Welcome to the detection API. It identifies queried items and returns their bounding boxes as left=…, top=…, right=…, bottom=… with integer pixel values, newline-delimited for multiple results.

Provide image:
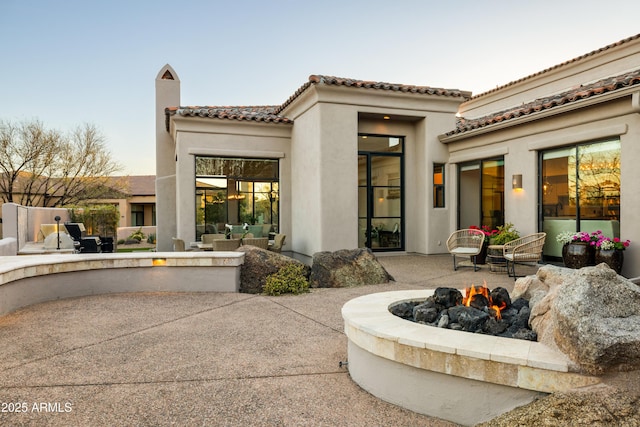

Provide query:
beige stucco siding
left=444, top=94, right=640, bottom=278
left=172, top=118, right=292, bottom=246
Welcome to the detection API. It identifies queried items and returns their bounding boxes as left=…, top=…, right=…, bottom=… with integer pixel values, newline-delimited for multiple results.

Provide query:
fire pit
left=389, top=284, right=537, bottom=340
left=342, top=290, right=602, bottom=426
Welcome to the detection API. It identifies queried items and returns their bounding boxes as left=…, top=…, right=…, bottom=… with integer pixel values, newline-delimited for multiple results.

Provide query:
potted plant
left=556, top=230, right=601, bottom=269
left=594, top=235, right=630, bottom=274
left=468, top=225, right=497, bottom=264
left=490, top=223, right=520, bottom=245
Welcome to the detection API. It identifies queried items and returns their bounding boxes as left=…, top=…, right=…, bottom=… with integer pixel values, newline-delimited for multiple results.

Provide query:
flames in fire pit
left=390, top=283, right=536, bottom=341
left=462, top=282, right=509, bottom=320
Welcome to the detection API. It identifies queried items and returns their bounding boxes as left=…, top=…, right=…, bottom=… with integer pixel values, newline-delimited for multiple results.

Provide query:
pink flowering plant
left=557, top=230, right=631, bottom=250
left=556, top=230, right=603, bottom=246
left=469, top=225, right=498, bottom=243
left=595, top=236, right=631, bottom=251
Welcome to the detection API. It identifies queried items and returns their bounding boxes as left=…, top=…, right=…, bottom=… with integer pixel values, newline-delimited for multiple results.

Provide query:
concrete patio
left=0, top=254, right=538, bottom=426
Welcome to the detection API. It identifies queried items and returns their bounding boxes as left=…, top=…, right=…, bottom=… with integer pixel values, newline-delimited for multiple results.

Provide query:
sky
left=1, top=0, right=639, bottom=176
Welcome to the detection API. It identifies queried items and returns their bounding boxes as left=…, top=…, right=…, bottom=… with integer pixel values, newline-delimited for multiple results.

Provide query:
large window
left=195, top=156, right=279, bottom=240
left=541, top=139, right=621, bottom=258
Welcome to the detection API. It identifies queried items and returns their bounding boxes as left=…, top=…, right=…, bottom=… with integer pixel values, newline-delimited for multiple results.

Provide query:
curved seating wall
left=0, top=252, right=244, bottom=316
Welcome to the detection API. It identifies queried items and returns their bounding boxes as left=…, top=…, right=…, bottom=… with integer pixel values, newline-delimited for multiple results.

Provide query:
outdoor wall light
left=512, top=174, right=523, bottom=190
left=152, top=258, right=167, bottom=267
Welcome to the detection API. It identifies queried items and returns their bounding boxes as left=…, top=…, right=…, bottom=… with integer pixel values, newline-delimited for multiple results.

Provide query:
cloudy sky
left=1, top=0, right=639, bottom=175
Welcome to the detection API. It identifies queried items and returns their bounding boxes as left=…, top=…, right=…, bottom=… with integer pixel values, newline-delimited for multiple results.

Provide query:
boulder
left=524, top=263, right=640, bottom=375
left=310, top=248, right=393, bottom=288
left=237, top=246, right=310, bottom=294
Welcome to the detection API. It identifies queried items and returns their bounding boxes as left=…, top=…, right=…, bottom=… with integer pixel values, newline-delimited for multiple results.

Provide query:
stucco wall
left=172, top=118, right=292, bottom=246
left=445, top=96, right=640, bottom=278
left=2, top=203, right=69, bottom=250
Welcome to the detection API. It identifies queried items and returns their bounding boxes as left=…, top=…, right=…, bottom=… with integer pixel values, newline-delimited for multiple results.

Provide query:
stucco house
left=156, top=33, right=640, bottom=277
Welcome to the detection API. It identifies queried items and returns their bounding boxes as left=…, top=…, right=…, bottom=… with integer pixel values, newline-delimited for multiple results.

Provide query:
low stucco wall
left=0, top=252, right=244, bottom=316
left=0, top=238, right=18, bottom=256
left=343, top=290, right=601, bottom=426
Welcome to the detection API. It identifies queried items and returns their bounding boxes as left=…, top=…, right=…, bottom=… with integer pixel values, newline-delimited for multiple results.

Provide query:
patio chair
left=503, top=232, right=546, bottom=279
left=212, top=239, right=241, bottom=251
left=241, top=237, right=269, bottom=249
left=201, top=234, right=226, bottom=244
left=446, top=229, right=486, bottom=271
left=65, top=223, right=102, bottom=253
left=171, top=237, right=192, bottom=252
left=268, top=234, right=286, bottom=253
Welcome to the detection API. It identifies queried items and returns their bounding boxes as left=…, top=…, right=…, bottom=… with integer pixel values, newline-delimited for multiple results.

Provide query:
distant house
left=0, top=174, right=156, bottom=230
left=99, top=175, right=156, bottom=228
left=156, top=34, right=640, bottom=277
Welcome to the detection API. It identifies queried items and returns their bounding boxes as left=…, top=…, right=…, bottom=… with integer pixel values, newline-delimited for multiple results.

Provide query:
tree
left=0, top=119, right=123, bottom=207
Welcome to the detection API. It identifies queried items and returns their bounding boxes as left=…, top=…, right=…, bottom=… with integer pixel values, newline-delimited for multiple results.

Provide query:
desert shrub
left=263, top=264, right=309, bottom=296
left=128, top=227, right=145, bottom=242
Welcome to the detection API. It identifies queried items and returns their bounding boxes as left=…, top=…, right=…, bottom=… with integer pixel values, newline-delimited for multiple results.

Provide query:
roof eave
left=439, top=86, right=640, bottom=143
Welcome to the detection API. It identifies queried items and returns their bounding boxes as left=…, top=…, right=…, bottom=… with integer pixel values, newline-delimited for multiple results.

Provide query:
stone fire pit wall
left=342, top=290, right=602, bottom=426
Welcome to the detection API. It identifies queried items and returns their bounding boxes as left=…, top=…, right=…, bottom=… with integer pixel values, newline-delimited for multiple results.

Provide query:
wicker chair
left=503, top=232, right=546, bottom=279
left=446, top=229, right=486, bottom=271
left=212, top=238, right=241, bottom=251
left=241, top=237, right=269, bottom=249
left=201, top=233, right=226, bottom=244
left=172, top=237, right=189, bottom=252
left=268, top=234, right=286, bottom=253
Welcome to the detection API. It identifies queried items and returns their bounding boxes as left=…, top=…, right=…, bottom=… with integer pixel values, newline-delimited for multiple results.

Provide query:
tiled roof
left=126, top=175, right=156, bottom=196
left=105, top=175, right=156, bottom=197
left=274, top=75, right=471, bottom=114
left=166, top=105, right=292, bottom=127
left=444, top=68, right=640, bottom=137
left=471, top=33, right=640, bottom=100
left=165, top=75, right=470, bottom=129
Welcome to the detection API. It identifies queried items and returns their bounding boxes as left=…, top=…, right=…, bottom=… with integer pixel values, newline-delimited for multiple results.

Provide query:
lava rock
left=468, top=293, right=489, bottom=310
left=389, top=301, right=419, bottom=319
left=490, top=287, right=512, bottom=308
left=448, top=305, right=489, bottom=332
left=484, top=317, right=508, bottom=335
left=432, top=287, right=463, bottom=308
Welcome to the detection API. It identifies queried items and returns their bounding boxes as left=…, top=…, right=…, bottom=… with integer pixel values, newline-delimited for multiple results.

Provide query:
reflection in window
left=458, top=159, right=504, bottom=230
left=541, top=138, right=620, bottom=257
left=195, top=157, right=279, bottom=240
left=433, top=163, right=445, bottom=208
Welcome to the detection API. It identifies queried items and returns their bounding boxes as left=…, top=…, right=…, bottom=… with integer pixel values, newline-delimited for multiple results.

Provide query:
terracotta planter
left=595, top=249, right=624, bottom=274
left=562, top=242, right=595, bottom=269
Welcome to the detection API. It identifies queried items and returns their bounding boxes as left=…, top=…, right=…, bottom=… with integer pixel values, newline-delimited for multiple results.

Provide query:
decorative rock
left=388, top=301, right=418, bottom=320
left=525, top=264, right=640, bottom=375
left=237, top=246, right=310, bottom=294
left=310, top=248, right=393, bottom=288
left=432, top=287, right=462, bottom=308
